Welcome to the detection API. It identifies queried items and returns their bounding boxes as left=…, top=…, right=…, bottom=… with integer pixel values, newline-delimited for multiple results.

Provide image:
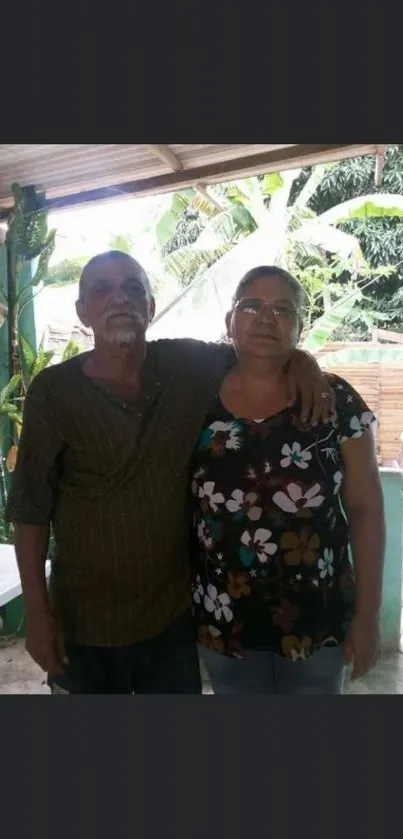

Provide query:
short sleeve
left=328, top=374, right=377, bottom=444
left=6, top=372, right=65, bottom=525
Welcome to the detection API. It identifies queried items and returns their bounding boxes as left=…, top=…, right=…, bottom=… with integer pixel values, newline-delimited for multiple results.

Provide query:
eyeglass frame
left=233, top=297, right=301, bottom=322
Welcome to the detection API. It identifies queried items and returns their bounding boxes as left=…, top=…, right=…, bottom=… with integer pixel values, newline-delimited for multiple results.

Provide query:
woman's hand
left=286, top=349, right=336, bottom=425
left=344, top=612, right=380, bottom=681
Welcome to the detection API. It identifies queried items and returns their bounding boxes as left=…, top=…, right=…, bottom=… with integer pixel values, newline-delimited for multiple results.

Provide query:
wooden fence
left=316, top=342, right=403, bottom=465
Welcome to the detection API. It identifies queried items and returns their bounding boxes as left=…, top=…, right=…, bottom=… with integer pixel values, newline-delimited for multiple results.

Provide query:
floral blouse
left=190, top=375, right=376, bottom=662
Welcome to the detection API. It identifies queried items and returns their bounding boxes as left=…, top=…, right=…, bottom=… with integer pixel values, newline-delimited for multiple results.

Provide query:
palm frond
left=302, top=288, right=362, bottom=353
left=62, top=340, right=81, bottom=362
left=318, top=193, right=403, bottom=226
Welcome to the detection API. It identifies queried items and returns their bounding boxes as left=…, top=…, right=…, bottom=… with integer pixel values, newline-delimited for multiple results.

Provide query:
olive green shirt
left=6, top=339, right=234, bottom=646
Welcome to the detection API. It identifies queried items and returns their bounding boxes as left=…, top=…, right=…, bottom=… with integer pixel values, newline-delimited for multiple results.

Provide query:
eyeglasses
left=234, top=298, right=298, bottom=321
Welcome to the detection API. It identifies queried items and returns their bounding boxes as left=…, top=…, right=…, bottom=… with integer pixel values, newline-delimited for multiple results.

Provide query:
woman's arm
left=341, top=430, right=385, bottom=679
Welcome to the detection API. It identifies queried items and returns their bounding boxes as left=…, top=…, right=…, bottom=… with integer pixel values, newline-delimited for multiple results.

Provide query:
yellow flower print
left=227, top=571, right=251, bottom=599
left=198, top=624, right=225, bottom=653
left=281, top=634, right=313, bottom=661
left=280, top=527, right=320, bottom=566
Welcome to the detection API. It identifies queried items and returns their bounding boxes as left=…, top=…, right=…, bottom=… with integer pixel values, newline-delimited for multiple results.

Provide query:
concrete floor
left=1, top=638, right=403, bottom=694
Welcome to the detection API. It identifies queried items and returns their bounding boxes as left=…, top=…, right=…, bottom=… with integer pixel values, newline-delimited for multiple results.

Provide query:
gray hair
left=232, top=265, right=308, bottom=323
left=79, top=250, right=152, bottom=300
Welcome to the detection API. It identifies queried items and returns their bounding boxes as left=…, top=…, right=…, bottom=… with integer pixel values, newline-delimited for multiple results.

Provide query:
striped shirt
left=6, top=339, right=234, bottom=646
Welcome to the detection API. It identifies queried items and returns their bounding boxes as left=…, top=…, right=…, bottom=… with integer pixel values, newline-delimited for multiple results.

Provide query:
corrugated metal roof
left=0, top=144, right=380, bottom=217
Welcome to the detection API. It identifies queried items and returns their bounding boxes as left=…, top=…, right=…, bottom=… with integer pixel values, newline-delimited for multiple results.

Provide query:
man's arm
left=6, top=374, right=67, bottom=673
left=159, top=339, right=335, bottom=424
left=14, top=523, right=50, bottom=616
left=341, top=430, right=385, bottom=679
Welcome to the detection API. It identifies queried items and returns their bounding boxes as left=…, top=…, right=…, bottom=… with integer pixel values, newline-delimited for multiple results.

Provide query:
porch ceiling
left=0, top=144, right=381, bottom=218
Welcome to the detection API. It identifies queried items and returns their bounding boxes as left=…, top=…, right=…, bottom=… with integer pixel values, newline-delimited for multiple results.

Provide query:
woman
left=191, top=266, right=385, bottom=694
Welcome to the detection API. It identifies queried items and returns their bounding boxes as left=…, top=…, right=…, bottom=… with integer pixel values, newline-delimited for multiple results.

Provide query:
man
left=6, top=250, right=335, bottom=694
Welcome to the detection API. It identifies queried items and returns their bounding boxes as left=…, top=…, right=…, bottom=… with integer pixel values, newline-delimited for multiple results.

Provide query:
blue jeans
left=49, top=610, right=202, bottom=694
left=201, top=645, right=345, bottom=695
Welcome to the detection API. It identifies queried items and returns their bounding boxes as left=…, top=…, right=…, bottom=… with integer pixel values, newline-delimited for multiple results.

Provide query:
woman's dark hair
left=232, top=265, right=308, bottom=322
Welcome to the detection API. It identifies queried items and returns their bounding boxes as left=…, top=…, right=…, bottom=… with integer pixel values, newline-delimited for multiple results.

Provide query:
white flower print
left=264, top=461, right=272, bottom=474
left=215, top=568, right=223, bottom=575
left=192, top=466, right=206, bottom=496
left=209, top=420, right=243, bottom=451
left=346, top=394, right=353, bottom=404
left=240, top=528, right=278, bottom=564
left=318, top=548, right=334, bottom=579
left=349, top=411, right=374, bottom=438
left=273, top=482, right=325, bottom=514
left=321, top=445, right=338, bottom=463
left=280, top=442, right=312, bottom=470
left=197, top=519, right=213, bottom=550
left=226, top=489, right=244, bottom=513
left=226, top=489, right=262, bottom=521
left=198, top=481, right=225, bottom=512
left=204, top=584, right=233, bottom=622
left=193, top=575, right=204, bottom=604
left=333, top=471, right=342, bottom=495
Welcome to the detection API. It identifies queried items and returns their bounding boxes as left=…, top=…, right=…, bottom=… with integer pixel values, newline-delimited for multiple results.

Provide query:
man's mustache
left=100, top=306, right=146, bottom=326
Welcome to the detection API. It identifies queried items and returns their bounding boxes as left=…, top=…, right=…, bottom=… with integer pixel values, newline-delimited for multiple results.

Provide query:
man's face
left=76, top=256, right=155, bottom=345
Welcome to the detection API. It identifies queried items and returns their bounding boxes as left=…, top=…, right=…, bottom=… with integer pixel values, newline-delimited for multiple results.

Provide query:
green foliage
left=156, top=150, right=403, bottom=344
left=291, top=146, right=403, bottom=335
left=0, top=376, right=23, bottom=427
left=32, top=229, right=57, bottom=286
left=262, top=172, right=284, bottom=195
left=44, top=256, right=85, bottom=287
left=302, top=287, right=362, bottom=352
left=9, top=183, right=49, bottom=261
left=108, top=233, right=134, bottom=254
left=62, top=340, right=81, bottom=361
left=20, top=336, right=54, bottom=385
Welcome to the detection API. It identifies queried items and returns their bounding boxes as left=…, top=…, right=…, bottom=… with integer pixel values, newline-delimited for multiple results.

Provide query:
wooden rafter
left=0, top=144, right=379, bottom=219
left=195, top=183, right=225, bottom=211
left=145, top=144, right=183, bottom=172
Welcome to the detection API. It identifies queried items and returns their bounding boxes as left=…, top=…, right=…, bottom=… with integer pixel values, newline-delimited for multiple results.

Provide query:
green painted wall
left=379, top=469, right=403, bottom=649
left=0, top=245, right=8, bottom=389
left=0, top=244, right=37, bottom=389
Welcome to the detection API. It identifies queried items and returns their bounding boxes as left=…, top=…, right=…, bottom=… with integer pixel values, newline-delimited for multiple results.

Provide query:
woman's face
left=227, top=274, right=302, bottom=359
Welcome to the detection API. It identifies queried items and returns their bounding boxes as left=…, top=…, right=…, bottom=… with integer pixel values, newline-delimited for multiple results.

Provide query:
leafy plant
left=154, top=162, right=403, bottom=344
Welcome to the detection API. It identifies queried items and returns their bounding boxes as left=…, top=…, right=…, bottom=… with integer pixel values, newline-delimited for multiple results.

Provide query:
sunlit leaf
left=318, top=193, right=403, bottom=226
left=156, top=209, right=181, bottom=247
left=0, top=375, right=22, bottom=408
left=262, top=172, right=284, bottom=195
left=62, top=340, right=81, bottom=362
left=190, top=193, right=222, bottom=217
left=20, top=336, right=36, bottom=373
left=303, top=289, right=362, bottom=352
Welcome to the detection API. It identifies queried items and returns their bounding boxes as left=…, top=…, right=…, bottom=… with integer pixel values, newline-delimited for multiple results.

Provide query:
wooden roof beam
left=145, top=144, right=183, bottom=172
left=0, top=144, right=379, bottom=219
